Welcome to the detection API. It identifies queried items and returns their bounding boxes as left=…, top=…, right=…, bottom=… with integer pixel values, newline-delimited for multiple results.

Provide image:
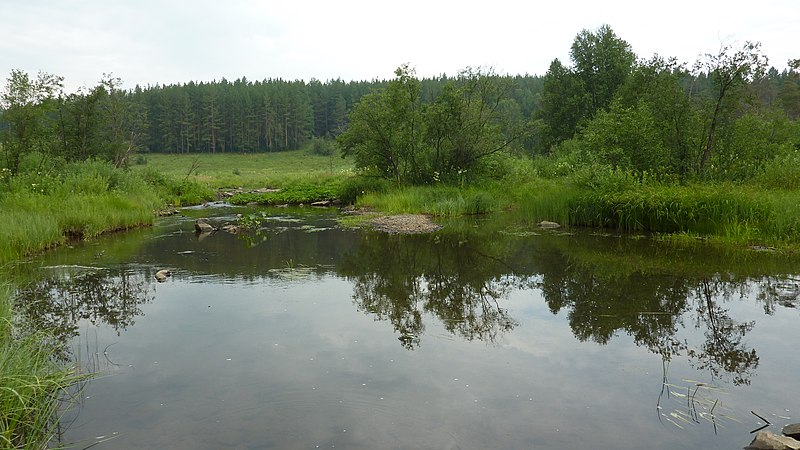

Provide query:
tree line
left=1, top=24, right=798, bottom=181
left=0, top=69, right=542, bottom=173
left=340, top=25, right=799, bottom=184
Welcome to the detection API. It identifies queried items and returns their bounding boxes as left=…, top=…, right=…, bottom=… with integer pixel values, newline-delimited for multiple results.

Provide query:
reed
left=0, top=284, right=88, bottom=449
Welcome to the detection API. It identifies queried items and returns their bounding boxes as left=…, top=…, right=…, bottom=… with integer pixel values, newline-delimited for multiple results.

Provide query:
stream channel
left=14, top=205, right=800, bottom=449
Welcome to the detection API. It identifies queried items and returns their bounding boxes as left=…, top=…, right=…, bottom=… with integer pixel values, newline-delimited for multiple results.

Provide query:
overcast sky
left=1, top=0, right=797, bottom=92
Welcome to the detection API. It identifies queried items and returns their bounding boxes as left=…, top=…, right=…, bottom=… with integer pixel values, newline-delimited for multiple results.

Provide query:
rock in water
left=222, top=224, right=240, bottom=234
left=155, top=269, right=172, bottom=282
left=195, top=218, right=215, bottom=233
left=746, top=431, right=800, bottom=450
left=784, top=424, right=800, bottom=440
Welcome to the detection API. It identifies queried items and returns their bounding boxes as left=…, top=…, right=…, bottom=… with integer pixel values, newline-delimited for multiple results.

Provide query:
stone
left=538, top=221, right=561, bottom=229
left=746, top=431, right=800, bottom=450
left=154, top=269, right=172, bottom=282
left=784, top=424, right=800, bottom=440
left=222, top=224, right=240, bottom=234
left=311, top=200, right=331, bottom=207
left=195, top=218, right=215, bottom=233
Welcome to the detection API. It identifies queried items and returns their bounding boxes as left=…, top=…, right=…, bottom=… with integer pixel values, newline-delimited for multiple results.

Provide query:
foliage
left=1, top=284, right=89, bottom=448
left=337, top=176, right=391, bottom=204
left=338, top=65, right=528, bottom=185
left=308, top=136, right=336, bottom=156
left=570, top=24, right=636, bottom=114
left=229, top=179, right=341, bottom=205
left=694, top=41, right=769, bottom=171
left=755, top=148, right=800, bottom=190
left=534, top=24, right=635, bottom=152
left=136, top=167, right=215, bottom=206
left=0, top=70, right=63, bottom=174
left=57, top=74, right=148, bottom=168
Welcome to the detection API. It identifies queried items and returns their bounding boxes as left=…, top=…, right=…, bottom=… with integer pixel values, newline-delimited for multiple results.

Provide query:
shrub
left=337, top=176, right=391, bottom=204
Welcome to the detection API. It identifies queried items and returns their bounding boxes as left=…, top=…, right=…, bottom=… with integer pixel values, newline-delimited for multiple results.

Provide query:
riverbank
left=351, top=162, right=800, bottom=251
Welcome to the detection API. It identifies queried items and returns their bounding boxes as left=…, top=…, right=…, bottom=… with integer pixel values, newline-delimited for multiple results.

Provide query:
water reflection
left=17, top=209, right=800, bottom=388
left=15, top=267, right=154, bottom=360
left=340, top=233, right=521, bottom=349
left=534, top=247, right=768, bottom=386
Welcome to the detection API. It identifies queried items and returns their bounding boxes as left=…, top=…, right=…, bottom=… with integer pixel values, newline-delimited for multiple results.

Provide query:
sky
left=1, top=0, right=797, bottom=93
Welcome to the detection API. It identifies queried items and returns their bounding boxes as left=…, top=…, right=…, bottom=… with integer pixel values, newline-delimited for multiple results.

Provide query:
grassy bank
left=0, top=160, right=166, bottom=265
left=353, top=159, right=800, bottom=250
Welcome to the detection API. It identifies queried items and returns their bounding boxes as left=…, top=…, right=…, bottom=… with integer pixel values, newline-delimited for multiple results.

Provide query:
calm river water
left=15, top=205, right=800, bottom=449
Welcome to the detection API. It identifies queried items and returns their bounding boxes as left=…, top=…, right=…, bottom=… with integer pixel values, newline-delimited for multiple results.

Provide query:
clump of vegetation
left=229, top=178, right=341, bottom=205
left=337, top=176, right=391, bottom=204
left=337, top=64, right=528, bottom=185
left=0, top=157, right=164, bottom=264
left=0, top=285, right=89, bottom=448
left=137, top=167, right=215, bottom=207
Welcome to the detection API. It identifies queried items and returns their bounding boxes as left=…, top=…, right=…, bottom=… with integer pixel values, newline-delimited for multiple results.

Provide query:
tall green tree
left=570, top=24, right=636, bottom=114
left=338, top=64, right=425, bottom=184
left=425, top=67, right=527, bottom=180
left=339, top=65, right=526, bottom=184
left=533, top=25, right=634, bottom=153
left=694, top=41, right=768, bottom=170
left=534, top=59, right=588, bottom=152
left=0, top=70, right=63, bottom=174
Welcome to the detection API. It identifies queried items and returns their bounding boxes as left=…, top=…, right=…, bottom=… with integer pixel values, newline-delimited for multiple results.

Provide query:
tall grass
left=0, top=284, right=88, bottom=448
left=358, top=185, right=502, bottom=217
left=353, top=158, right=800, bottom=249
left=0, top=160, right=164, bottom=264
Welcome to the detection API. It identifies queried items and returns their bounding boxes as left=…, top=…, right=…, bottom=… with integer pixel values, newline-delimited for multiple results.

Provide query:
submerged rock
left=222, top=224, right=240, bottom=234
left=746, top=430, right=800, bottom=450
left=537, top=221, right=561, bottom=229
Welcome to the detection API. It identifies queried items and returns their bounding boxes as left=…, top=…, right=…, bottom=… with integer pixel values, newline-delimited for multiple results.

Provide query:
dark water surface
left=16, top=206, right=800, bottom=449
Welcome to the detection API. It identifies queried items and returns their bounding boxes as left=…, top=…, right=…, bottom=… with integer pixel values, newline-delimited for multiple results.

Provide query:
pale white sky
left=1, top=0, right=797, bottom=92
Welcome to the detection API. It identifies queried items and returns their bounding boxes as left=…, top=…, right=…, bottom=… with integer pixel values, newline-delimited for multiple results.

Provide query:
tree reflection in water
left=14, top=268, right=154, bottom=360
left=340, top=232, right=521, bottom=349
left=339, top=228, right=795, bottom=387
left=14, top=219, right=799, bottom=389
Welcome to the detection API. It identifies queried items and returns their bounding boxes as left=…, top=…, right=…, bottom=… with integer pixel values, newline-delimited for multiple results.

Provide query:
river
left=14, top=205, right=800, bottom=449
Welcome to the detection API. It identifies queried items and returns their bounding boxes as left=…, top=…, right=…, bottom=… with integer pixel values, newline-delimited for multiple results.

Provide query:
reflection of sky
left=61, top=273, right=800, bottom=450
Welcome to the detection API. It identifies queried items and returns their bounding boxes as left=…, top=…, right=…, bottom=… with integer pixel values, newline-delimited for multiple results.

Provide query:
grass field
left=134, top=150, right=354, bottom=189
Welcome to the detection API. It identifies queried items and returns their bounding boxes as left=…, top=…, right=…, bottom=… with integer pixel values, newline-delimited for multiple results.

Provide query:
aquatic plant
left=0, top=284, right=89, bottom=448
